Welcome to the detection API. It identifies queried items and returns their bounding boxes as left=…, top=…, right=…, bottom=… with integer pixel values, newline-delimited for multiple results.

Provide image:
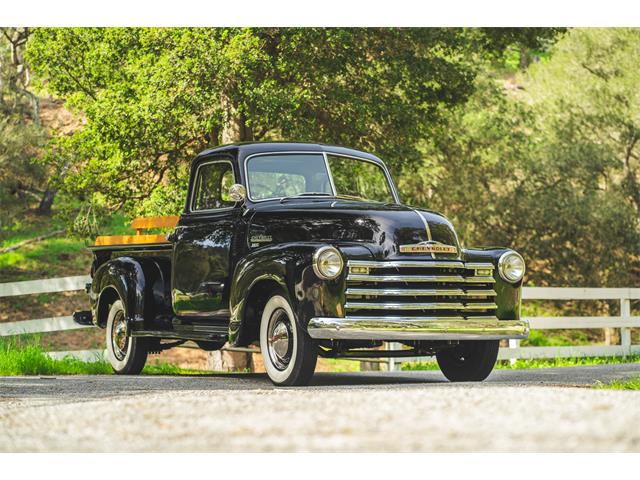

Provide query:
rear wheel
left=260, top=294, right=317, bottom=386
left=105, top=300, right=148, bottom=374
left=436, top=340, right=499, bottom=382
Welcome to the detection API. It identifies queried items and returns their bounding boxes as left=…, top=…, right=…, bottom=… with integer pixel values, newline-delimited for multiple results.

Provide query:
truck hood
left=247, top=198, right=461, bottom=260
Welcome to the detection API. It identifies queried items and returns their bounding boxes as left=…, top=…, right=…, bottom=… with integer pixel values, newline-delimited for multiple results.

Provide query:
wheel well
left=238, top=279, right=285, bottom=346
left=97, top=287, right=121, bottom=328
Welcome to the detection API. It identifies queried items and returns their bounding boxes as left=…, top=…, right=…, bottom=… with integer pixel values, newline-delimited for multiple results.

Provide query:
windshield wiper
left=279, top=192, right=334, bottom=203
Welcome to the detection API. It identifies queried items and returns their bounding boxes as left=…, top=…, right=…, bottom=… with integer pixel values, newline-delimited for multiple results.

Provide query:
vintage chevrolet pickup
left=74, top=142, right=528, bottom=386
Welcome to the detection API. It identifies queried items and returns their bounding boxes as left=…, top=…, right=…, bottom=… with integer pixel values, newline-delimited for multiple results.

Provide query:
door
left=171, top=158, right=240, bottom=320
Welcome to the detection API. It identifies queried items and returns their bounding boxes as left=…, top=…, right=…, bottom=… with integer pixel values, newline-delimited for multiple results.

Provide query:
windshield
left=246, top=153, right=395, bottom=203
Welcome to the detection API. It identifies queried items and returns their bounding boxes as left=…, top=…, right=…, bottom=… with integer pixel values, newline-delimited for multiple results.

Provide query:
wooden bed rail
left=94, top=215, right=179, bottom=246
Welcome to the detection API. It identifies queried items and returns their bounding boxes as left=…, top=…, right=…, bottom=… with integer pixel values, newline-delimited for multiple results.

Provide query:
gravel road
left=1, top=364, right=639, bottom=452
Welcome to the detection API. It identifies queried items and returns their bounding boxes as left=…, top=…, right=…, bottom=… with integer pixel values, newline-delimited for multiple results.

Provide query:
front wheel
left=436, top=340, right=499, bottom=382
left=260, top=293, right=318, bottom=386
left=105, top=299, right=148, bottom=374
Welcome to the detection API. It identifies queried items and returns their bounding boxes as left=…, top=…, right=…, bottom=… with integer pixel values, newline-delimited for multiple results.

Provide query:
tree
left=26, top=27, right=560, bottom=219
left=0, top=28, right=47, bottom=227
left=400, top=28, right=640, bottom=288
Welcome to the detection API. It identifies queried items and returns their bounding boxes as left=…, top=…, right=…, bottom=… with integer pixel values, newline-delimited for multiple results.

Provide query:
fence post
left=508, top=338, right=520, bottom=365
left=386, top=342, right=397, bottom=372
left=620, top=297, right=631, bottom=357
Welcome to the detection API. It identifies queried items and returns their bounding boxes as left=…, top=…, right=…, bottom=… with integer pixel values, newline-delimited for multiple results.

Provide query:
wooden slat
left=497, top=345, right=640, bottom=360
left=526, top=316, right=640, bottom=330
left=0, top=275, right=90, bottom=298
left=130, top=215, right=179, bottom=230
left=94, top=234, right=169, bottom=246
left=0, top=316, right=90, bottom=336
left=46, top=349, right=106, bottom=362
left=523, top=287, right=640, bottom=300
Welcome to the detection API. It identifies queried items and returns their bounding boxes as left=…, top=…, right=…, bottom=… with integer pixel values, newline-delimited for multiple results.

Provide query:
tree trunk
left=207, top=96, right=255, bottom=372
left=36, top=187, right=56, bottom=215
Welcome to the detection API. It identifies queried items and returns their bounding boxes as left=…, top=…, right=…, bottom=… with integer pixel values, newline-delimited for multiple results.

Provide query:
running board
left=132, top=325, right=228, bottom=342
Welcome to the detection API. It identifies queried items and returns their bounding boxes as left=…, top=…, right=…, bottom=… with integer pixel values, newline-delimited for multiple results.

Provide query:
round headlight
left=313, top=246, right=344, bottom=280
left=498, top=251, right=525, bottom=283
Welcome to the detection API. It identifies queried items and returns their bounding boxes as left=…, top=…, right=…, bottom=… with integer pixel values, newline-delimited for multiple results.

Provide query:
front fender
left=229, top=242, right=347, bottom=345
left=462, top=247, right=523, bottom=320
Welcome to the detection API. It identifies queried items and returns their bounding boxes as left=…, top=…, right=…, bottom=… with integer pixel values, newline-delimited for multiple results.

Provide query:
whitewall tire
left=260, top=294, right=317, bottom=386
left=105, top=300, right=148, bottom=374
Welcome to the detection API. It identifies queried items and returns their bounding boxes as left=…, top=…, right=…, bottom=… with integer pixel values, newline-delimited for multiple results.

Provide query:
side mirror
left=228, top=183, right=247, bottom=202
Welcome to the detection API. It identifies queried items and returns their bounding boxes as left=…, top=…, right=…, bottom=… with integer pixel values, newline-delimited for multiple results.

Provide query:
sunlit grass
left=595, top=377, right=640, bottom=390
left=401, top=355, right=640, bottom=371
left=0, top=336, right=193, bottom=376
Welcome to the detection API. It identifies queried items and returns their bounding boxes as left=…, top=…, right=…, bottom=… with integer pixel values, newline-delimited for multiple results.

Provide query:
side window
left=192, top=161, right=236, bottom=211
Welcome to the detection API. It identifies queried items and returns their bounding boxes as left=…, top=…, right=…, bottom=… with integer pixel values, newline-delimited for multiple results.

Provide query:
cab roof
left=196, top=142, right=384, bottom=165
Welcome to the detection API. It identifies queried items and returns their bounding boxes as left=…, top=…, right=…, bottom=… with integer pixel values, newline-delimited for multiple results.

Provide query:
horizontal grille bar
left=347, top=260, right=494, bottom=270
left=346, top=274, right=495, bottom=283
left=344, top=302, right=498, bottom=311
left=345, top=288, right=497, bottom=297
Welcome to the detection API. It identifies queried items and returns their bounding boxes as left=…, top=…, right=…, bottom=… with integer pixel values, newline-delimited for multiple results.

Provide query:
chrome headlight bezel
left=498, top=251, right=525, bottom=283
left=312, top=246, right=344, bottom=280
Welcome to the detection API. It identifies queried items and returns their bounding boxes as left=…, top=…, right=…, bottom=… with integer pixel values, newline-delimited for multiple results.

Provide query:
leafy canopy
left=27, top=27, right=558, bottom=216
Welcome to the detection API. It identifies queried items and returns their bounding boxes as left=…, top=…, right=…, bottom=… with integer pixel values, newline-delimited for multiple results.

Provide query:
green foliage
left=0, top=35, right=48, bottom=228
left=26, top=27, right=559, bottom=219
left=400, top=28, right=640, bottom=288
left=0, top=213, right=131, bottom=282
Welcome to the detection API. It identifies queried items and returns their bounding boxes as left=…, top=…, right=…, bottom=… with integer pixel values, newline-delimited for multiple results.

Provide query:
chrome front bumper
left=307, top=316, right=529, bottom=341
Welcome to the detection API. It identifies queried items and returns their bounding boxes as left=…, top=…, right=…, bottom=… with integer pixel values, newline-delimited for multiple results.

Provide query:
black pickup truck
left=74, top=142, right=528, bottom=386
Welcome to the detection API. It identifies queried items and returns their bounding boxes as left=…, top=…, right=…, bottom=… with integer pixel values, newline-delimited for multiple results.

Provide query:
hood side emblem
left=400, top=240, right=457, bottom=254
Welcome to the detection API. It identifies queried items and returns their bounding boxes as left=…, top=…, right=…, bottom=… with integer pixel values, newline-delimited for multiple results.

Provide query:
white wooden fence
left=1, top=276, right=639, bottom=366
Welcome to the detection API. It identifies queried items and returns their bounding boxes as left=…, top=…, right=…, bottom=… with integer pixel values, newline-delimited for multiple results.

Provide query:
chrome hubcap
left=111, top=311, right=128, bottom=361
left=267, top=308, right=293, bottom=371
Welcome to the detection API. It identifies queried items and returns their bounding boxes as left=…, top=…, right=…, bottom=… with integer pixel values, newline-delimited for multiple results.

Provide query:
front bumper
left=307, top=316, right=529, bottom=341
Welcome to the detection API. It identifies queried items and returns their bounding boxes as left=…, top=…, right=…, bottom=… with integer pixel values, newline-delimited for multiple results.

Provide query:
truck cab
left=78, top=142, right=528, bottom=386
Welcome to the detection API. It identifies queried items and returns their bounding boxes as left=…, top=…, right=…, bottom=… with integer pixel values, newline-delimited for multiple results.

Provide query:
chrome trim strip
left=344, top=302, right=497, bottom=311
left=321, top=152, right=338, bottom=197
left=347, top=260, right=465, bottom=269
left=464, top=276, right=496, bottom=284
left=346, top=274, right=468, bottom=283
left=409, top=208, right=434, bottom=259
left=464, top=289, right=498, bottom=297
left=465, top=262, right=495, bottom=270
left=346, top=260, right=494, bottom=270
left=346, top=274, right=496, bottom=284
left=307, top=316, right=530, bottom=341
left=346, top=288, right=497, bottom=297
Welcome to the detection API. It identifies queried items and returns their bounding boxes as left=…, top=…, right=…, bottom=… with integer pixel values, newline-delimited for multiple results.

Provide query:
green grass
left=521, top=329, right=592, bottom=347
left=401, top=355, right=640, bottom=371
left=0, top=336, right=194, bottom=376
left=595, top=377, right=640, bottom=390
left=0, top=212, right=132, bottom=282
left=0, top=336, right=112, bottom=375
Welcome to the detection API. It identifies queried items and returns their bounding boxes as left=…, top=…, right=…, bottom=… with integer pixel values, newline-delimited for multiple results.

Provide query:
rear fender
left=90, top=256, right=171, bottom=330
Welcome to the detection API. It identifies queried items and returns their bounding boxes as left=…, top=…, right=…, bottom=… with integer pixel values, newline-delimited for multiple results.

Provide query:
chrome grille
left=344, top=260, right=497, bottom=318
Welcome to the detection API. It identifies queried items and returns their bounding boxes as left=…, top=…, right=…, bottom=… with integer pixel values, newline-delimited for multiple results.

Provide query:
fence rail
left=1, top=276, right=638, bottom=366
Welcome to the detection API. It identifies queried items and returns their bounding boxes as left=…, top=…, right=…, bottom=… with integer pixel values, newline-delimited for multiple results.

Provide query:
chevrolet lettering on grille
left=400, top=241, right=458, bottom=254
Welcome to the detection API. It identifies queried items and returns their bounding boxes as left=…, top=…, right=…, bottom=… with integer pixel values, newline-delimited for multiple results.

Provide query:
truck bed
left=89, top=216, right=178, bottom=252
